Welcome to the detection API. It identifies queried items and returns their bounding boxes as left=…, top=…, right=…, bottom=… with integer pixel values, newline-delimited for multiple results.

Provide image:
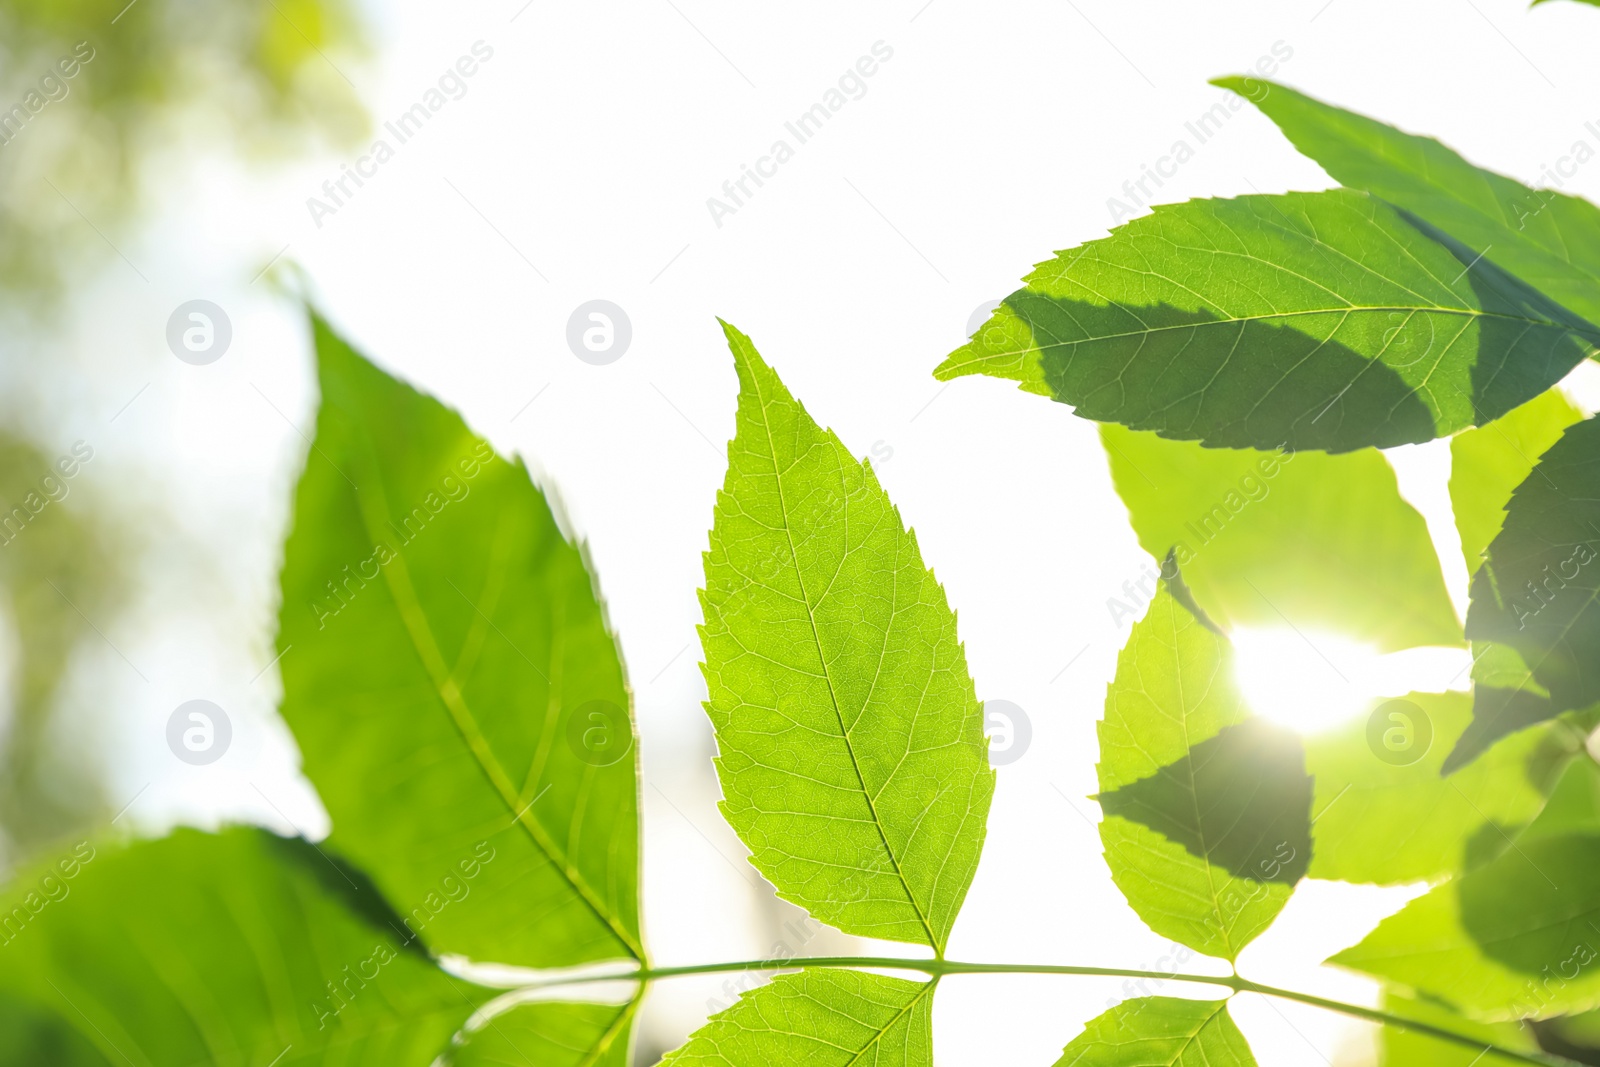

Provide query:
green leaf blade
left=1101, top=425, right=1461, bottom=652
left=1331, top=833, right=1600, bottom=1020
left=1216, top=76, right=1600, bottom=328
left=659, top=970, right=934, bottom=1066
left=1053, top=997, right=1256, bottom=1066
left=698, top=322, right=994, bottom=953
left=1098, top=588, right=1312, bottom=961
left=0, top=828, right=493, bottom=1067
left=938, top=190, right=1599, bottom=452
left=277, top=314, right=641, bottom=969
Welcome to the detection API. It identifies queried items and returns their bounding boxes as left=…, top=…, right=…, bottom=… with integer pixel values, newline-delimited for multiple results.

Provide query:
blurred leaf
left=936, top=189, right=1600, bottom=452
left=1453, top=416, right=1600, bottom=770
left=1098, top=586, right=1310, bottom=961
left=1332, top=833, right=1600, bottom=1020
left=277, top=313, right=642, bottom=968
left=0, top=827, right=494, bottom=1066
left=1053, top=997, right=1255, bottom=1066
left=698, top=322, right=993, bottom=953
left=453, top=1000, right=637, bottom=1067
left=1101, top=424, right=1460, bottom=652
left=659, top=970, right=934, bottom=1066
left=1379, top=991, right=1536, bottom=1065
left=1305, top=692, right=1580, bottom=884
left=1217, top=77, right=1600, bottom=328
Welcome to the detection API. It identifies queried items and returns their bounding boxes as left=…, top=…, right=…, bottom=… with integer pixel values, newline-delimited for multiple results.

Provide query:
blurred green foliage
left=0, top=0, right=365, bottom=299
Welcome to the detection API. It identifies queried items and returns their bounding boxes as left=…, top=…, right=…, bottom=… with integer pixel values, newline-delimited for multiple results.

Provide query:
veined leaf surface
left=278, top=314, right=641, bottom=968
left=1218, top=76, right=1600, bottom=328
left=1053, top=997, right=1255, bottom=1066
left=698, top=322, right=994, bottom=953
left=1332, top=833, right=1600, bottom=1020
left=1101, top=425, right=1459, bottom=652
left=658, top=970, right=934, bottom=1066
left=1098, top=587, right=1311, bottom=961
left=1305, top=692, right=1579, bottom=884
left=0, top=828, right=492, bottom=1067
left=1458, top=415, right=1600, bottom=769
left=937, top=189, right=1599, bottom=452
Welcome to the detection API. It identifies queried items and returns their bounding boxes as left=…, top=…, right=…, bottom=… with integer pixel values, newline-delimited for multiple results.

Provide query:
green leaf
left=1332, top=832, right=1600, bottom=1020
left=277, top=313, right=642, bottom=967
left=1451, top=388, right=1586, bottom=578
left=1304, top=692, right=1579, bottom=884
left=936, top=189, right=1600, bottom=452
left=1217, top=76, right=1600, bottom=329
left=1053, top=997, right=1255, bottom=1066
left=1446, top=390, right=1586, bottom=772
left=454, top=999, right=637, bottom=1067
left=1455, top=415, right=1600, bottom=770
left=1101, top=424, right=1460, bottom=652
left=0, top=827, right=493, bottom=1066
left=659, top=970, right=934, bottom=1066
left=698, top=322, right=994, bottom=953
left=1098, top=586, right=1312, bottom=961
left=1379, top=992, right=1536, bottom=1066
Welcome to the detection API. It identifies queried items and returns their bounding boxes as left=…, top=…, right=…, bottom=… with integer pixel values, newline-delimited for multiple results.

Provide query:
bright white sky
left=19, top=0, right=1600, bottom=1062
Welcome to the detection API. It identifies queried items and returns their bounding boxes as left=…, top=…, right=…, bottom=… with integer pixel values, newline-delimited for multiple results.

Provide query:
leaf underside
left=698, top=322, right=993, bottom=953
left=276, top=314, right=642, bottom=968
left=937, top=189, right=1599, bottom=452
left=1054, top=996, right=1256, bottom=1066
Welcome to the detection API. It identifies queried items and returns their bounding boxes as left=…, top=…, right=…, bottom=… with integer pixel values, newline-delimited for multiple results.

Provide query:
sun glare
left=1229, top=629, right=1474, bottom=735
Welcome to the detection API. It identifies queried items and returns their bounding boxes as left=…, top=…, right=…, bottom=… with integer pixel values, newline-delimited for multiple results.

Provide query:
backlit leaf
left=937, top=190, right=1599, bottom=452
left=699, top=322, right=994, bottom=952
left=659, top=970, right=934, bottom=1067
left=1053, top=997, right=1255, bottom=1066
left=277, top=313, right=642, bottom=968
left=1218, top=76, right=1600, bottom=329
left=1101, top=424, right=1460, bottom=652
left=1098, top=586, right=1311, bottom=960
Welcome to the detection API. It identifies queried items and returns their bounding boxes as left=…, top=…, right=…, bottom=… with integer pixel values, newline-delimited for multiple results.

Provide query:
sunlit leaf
left=659, top=970, right=934, bottom=1066
left=1379, top=991, right=1535, bottom=1066
left=698, top=322, right=993, bottom=952
left=1454, top=415, right=1600, bottom=771
left=1101, top=425, right=1460, bottom=652
left=1332, top=833, right=1600, bottom=1020
left=1053, top=996, right=1255, bottom=1066
left=1218, top=76, right=1600, bottom=329
left=0, top=828, right=492, bottom=1066
left=937, top=189, right=1599, bottom=452
left=277, top=313, right=641, bottom=968
left=1098, top=586, right=1311, bottom=960
left=1305, top=692, right=1580, bottom=884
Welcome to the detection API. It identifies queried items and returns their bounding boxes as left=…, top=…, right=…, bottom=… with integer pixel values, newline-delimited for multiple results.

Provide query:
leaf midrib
left=743, top=357, right=943, bottom=955
left=349, top=442, right=643, bottom=964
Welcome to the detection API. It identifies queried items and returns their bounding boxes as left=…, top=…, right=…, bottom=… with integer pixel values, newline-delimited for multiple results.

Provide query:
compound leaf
left=1053, top=997, right=1255, bottom=1066
left=0, top=827, right=493, bottom=1067
left=1218, top=76, right=1600, bottom=329
left=937, top=189, right=1599, bottom=452
left=1098, top=587, right=1311, bottom=961
left=659, top=970, right=934, bottom=1066
left=1332, top=833, right=1600, bottom=1020
left=1101, top=425, right=1459, bottom=652
left=699, top=322, right=994, bottom=952
left=278, top=313, right=642, bottom=968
